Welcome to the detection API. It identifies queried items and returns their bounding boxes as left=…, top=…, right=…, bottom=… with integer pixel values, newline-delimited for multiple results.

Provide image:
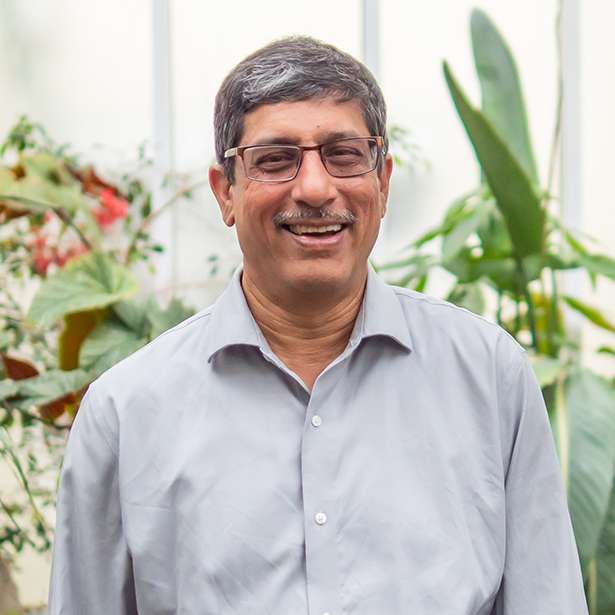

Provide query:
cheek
left=234, top=187, right=286, bottom=249
left=344, top=188, right=383, bottom=226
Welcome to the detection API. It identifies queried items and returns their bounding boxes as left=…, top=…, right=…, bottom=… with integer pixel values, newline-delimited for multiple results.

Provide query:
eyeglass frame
left=224, top=136, right=386, bottom=183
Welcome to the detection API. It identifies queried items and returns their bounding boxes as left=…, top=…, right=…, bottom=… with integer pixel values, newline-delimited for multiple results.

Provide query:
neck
left=241, top=266, right=367, bottom=386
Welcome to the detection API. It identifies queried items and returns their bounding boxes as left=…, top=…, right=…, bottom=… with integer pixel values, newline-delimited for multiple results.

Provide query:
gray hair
left=213, top=35, right=388, bottom=183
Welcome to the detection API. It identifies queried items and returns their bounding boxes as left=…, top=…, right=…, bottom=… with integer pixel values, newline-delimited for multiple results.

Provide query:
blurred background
left=1, top=0, right=614, bottom=611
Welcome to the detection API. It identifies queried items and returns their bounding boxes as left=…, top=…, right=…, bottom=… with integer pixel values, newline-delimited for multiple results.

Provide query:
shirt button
left=311, top=415, right=322, bottom=427
left=315, top=511, right=328, bottom=525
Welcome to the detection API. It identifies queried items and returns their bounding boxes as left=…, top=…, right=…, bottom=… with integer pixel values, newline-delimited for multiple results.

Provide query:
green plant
left=377, top=9, right=615, bottom=613
left=0, top=118, right=199, bottom=572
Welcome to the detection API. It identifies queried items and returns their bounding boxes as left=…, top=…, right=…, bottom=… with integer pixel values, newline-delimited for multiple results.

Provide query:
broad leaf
left=1, top=354, right=38, bottom=380
left=444, top=250, right=544, bottom=292
left=551, top=369, right=615, bottom=579
left=148, top=297, right=194, bottom=338
left=529, top=355, right=566, bottom=388
left=477, top=205, right=513, bottom=258
left=0, top=379, right=19, bottom=401
left=79, top=319, right=145, bottom=377
left=598, top=347, right=615, bottom=358
left=17, top=175, right=85, bottom=212
left=442, top=201, right=490, bottom=261
left=58, top=308, right=109, bottom=370
left=27, top=252, right=138, bottom=327
left=579, top=253, right=615, bottom=283
left=563, top=296, right=615, bottom=335
left=447, top=283, right=485, bottom=315
left=595, top=475, right=615, bottom=612
left=17, top=368, right=91, bottom=406
left=471, top=9, right=539, bottom=184
left=113, top=298, right=152, bottom=337
left=443, top=62, right=545, bottom=258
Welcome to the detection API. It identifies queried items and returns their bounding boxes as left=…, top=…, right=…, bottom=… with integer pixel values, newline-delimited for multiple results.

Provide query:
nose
left=289, top=150, right=337, bottom=208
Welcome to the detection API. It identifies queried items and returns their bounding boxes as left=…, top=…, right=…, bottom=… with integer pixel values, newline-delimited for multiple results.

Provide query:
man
left=48, top=36, right=587, bottom=614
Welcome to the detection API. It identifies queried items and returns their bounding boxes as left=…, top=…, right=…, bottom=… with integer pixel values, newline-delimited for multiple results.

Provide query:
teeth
left=287, top=224, right=343, bottom=235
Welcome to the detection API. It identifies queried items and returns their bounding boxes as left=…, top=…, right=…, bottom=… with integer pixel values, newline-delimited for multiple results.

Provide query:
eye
left=327, top=147, right=362, bottom=158
left=252, top=149, right=297, bottom=168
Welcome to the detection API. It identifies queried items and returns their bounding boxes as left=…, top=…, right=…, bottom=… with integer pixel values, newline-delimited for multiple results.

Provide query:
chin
left=282, top=260, right=356, bottom=292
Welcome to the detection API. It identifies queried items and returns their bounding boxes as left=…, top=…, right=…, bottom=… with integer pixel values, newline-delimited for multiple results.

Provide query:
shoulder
left=389, top=284, right=526, bottom=368
left=87, top=305, right=216, bottom=413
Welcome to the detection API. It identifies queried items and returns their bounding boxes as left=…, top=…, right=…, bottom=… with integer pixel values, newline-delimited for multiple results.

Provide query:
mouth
left=279, top=221, right=350, bottom=248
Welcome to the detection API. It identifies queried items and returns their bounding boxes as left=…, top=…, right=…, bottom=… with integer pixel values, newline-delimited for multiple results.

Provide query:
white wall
left=1, top=0, right=613, bottom=606
left=580, top=1, right=615, bottom=375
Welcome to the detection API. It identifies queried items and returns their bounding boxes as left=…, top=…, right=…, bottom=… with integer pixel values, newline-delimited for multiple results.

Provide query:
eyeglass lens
left=243, top=138, right=379, bottom=181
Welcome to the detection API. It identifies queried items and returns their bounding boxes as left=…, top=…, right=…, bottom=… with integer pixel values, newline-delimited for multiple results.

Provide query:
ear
left=209, top=164, right=236, bottom=227
left=378, top=153, right=393, bottom=218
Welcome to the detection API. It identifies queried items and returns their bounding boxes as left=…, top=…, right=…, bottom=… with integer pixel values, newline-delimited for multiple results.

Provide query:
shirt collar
left=205, top=263, right=412, bottom=362
left=349, top=262, right=413, bottom=352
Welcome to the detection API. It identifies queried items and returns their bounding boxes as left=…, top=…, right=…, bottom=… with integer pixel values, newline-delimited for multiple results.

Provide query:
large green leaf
left=112, top=298, right=152, bottom=337
left=579, top=253, right=615, bottom=283
left=27, top=252, right=138, bottom=327
left=0, top=153, right=86, bottom=213
left=17, top=368, right=91, bottom=406
left=477, top=205, right=513, bottom=258
left=148, top=297, right=194, bottom=338
left=443, top=249, right=545, bottom=292
left=79, top=318, right=145, bottom=377
left=471, top=9, right=539, bottom=184
left=443, top=62, right=545, bottom=258
left=446, top=282, right=486, bottom=315
left=550, top=369, right=615, bottom=579
left=0, top=379, right=19, bottom=402
left=528, top=355, right=566, bottom=388
left=563, top=296, right=615, bottom=335
left=112, top=295, right=194, bottom=340
left=442, top=201, right=491, bottom=261
left=595, top=476, right=615, bottom=613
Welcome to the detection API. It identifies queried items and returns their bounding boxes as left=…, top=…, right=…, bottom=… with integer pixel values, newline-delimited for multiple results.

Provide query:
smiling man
left=48, top=37, right=587, bottom=614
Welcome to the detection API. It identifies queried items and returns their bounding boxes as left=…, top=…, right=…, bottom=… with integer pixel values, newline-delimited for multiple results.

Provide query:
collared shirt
left=48, top=265, right=588, bottom=615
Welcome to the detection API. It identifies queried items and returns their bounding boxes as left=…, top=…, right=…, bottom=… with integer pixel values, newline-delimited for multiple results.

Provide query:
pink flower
left=94, top=188, right=129, bottom=229
left=33, top=252, right=52, bottom=276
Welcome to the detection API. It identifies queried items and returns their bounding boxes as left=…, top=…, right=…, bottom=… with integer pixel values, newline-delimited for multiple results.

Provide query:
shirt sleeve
left=492, top=344, right=588, bottom=615
left=47, top=384, right=138, bottom=614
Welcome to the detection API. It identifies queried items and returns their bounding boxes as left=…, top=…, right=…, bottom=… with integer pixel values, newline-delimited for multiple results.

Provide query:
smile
left=280, top=222, right=350, bottom=248
left=286, top=223, right=344, bottom=236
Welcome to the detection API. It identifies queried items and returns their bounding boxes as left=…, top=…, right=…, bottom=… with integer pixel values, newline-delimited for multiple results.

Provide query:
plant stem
left=549, top=267, right=561, bottom=357
left=0, top=498, right=29, bottom=545
left=516, top=259, right=539, bottom=351
left=0, top=195, right=93, bottom=250
left=514, top=292, right=522, bottom=337
left=0, top=426, right=50, bottom=536
left=51, top=206, right=92, bottom=250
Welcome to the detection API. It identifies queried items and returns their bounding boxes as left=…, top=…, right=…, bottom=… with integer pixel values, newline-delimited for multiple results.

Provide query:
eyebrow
left=250, top=130, right=363, bottom=146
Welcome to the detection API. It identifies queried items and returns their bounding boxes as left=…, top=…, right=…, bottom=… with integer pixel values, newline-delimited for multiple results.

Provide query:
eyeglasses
left=224, top=136, right=385, bottom=183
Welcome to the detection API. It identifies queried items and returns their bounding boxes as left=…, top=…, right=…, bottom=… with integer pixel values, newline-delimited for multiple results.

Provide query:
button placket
left=301, top=351, right=356, bottom=615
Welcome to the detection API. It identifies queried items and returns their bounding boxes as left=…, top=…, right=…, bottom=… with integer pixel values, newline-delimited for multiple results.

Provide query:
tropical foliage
left=0, top=118, right=195, bottom=565
left=377, top=9, right=615, bottom=613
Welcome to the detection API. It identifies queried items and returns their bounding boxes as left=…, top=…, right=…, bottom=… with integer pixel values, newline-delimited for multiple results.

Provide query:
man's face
left=210, top=98, right=393, bottom=295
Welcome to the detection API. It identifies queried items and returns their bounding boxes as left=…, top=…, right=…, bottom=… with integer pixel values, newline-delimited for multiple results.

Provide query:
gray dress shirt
left=48, top=265, right=588, bottom=615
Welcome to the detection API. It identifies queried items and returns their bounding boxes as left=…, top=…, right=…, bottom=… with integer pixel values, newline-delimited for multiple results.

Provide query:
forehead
left=239, top=98, right=370, bottom=145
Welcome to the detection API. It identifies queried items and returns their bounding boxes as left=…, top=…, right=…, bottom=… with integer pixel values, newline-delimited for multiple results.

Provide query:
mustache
left=272, top=206, right=357, bottom=227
